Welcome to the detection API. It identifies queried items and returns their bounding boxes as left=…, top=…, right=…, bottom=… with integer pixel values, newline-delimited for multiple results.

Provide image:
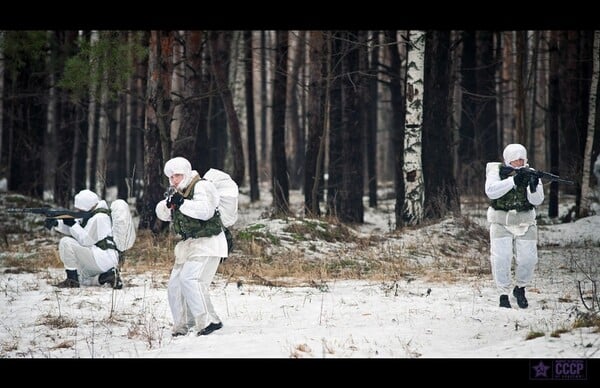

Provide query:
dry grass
left=2, top=200, right=492, bottom=289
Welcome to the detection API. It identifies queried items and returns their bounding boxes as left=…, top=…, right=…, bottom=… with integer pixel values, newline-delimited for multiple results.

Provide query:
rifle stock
left=499, top=166, right=575, bottom=185
left=7, top=207, right=93, bottom=219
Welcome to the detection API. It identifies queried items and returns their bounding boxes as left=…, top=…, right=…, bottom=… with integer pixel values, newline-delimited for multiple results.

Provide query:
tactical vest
left=490, top=165, right=534, bottom=212
left=80, top=208, right=118, bottom=251
left=171, top=176, right=224, bottom=240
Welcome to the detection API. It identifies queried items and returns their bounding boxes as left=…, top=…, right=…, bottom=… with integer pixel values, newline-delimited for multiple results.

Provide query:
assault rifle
left=499, top=166, right=575, bottom=185
left=164, top=186, right=178, bottom=213
left=164, top=186, right=177, bottom=202
left=7, top=207, right=93, bottom=220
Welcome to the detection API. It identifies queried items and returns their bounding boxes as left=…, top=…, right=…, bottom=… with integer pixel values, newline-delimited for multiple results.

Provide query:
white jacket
left=156, top=177, right=228, bottom=260
left=55, top=199, right=119, bottom=265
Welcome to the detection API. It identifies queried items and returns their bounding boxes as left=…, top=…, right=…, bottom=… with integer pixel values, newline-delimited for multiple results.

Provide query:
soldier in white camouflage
left=484, top=144, right=544, bottom=309
left=155, top=157, right=227, bottom=337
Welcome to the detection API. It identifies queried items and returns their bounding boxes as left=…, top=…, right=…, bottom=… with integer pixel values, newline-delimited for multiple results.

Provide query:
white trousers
left=489, top=223, right=538, bottom=294
left=58, top=236, right=118, bottom=285
left=168, top=257, right=221, bottom=333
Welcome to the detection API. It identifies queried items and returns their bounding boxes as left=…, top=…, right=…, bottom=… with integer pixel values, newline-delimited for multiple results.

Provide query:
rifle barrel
left=6, top=207, right=91, bottom=218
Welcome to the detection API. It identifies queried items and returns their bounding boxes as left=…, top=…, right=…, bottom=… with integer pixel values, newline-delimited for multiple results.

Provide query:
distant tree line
left=0, top=30, right=598, bottom=232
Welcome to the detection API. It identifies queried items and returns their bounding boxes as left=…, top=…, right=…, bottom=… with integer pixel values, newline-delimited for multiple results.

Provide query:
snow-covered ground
left=1, top=187, right=599, bottom=363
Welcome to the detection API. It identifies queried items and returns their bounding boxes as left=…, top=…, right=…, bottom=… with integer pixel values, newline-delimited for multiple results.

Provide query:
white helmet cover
left=163, top=157, right=193, bottom=189
left=502, top=143, right=528, bottom=166
left=74, top=189, right=100, bottom=211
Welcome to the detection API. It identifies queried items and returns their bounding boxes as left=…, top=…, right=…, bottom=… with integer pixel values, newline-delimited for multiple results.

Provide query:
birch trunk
left=580, top=30, right=600, bottom=216
left=403, top=30, right=425, bottom=226
left=0, top=32, right=4, bottom=169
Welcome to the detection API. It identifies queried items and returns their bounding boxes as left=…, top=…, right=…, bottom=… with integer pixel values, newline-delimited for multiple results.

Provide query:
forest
left=1, top=30, right=599, bottom=232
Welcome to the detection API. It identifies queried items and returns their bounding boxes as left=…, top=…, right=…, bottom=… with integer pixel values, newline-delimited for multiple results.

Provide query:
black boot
left=197, top=322, right=223, bottom=336
left=513, top=286, right=528, bottom=308
left=54, top=269, right=80, bottom=288
left=499, top=294, right=511, bottom=308
left=99, top=267, right=123, bottom=289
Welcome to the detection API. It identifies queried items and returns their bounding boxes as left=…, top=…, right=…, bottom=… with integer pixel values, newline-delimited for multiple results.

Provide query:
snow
left=1, top=187, right=599, bottom=363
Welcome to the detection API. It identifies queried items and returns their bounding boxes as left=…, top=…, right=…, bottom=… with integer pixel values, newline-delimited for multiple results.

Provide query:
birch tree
left=580, top=30, right=600, bottom=217
left=0, top=32, right=4, bottom=171
left=402, top=30, right=425, bottom=226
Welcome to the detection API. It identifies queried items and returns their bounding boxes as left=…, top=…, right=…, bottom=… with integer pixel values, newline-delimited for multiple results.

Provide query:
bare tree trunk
left=402, top=30, right=425, bottom=226
left=287, top=31, right=304, bottom=190
left=208, top=31, right=245, bottom=186
left=515, top=31, right=527, bottom=145
left=86, top=31, right=99, bottom=191
left=476, top=31, right=499, bottom=169
left=95, top=62, right=110, bottom=197
left=176, top=31, right=204, bottom=162
left=133, top=32, right=148, bottom=202
left=271, top=30, right=289, bottom=216
left=327, top=32, right=343, bottom=218
left=43, top=31, right=58, bottom=203
left=423, top=30, right=460, bottom=220
left=384, top=30, right=406, bottom=229
left=339, top=31, right=364, bottom=224
left=458, top=31, right=476, bottom=188
left=501, top=31, right=514, bottom=146
left=0, top=32, right=4, bottom=170
left=170, top=31, right=184, bottom=154
left=140, top=30, right=173, bottom=232
left=244, top=31, right=260, bottom=202
left=125, top=31, right=136, bottom=199
left=260, top=31, right=268, bottom=179
left=580, top=30, right=600, bottom=217
left=70, top=105, right=82, bottom=197
left=304, top=30, right=326, bottom=217
left=528, top=31, right=540, bottom=166
left=366, top=30, right=379, bottom=208
left=548, top=31, right=561, bottom=219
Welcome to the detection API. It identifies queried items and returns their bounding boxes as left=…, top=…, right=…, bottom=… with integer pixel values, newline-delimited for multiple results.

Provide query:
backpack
left=109, top=199, right=136, bottom=252
left=203, top=168, right=239, bottom=228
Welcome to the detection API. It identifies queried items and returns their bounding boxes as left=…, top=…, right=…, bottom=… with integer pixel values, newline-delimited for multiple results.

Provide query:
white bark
left=0, top=32, right=4, bottom=168
left=581, top=30, right=600, bottom=216
left=170, top=31, right=184, bottom=142
left=403, top=30, right=425, bottom=225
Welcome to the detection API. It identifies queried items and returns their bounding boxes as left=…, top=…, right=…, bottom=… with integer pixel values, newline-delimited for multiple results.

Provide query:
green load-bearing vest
left=490, top=165, right=534, bottom=212
left=171, top=176, right=224, bottom=240
left=80, top=208, right=118, bottom=251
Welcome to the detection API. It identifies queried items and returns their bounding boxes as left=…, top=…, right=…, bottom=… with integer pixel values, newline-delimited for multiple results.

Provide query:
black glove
left=62, top=218, right=77, bottom=227
left=513, top=169, right=529, bottom=187
left=167, top=192, right=184, bottom=210
left=44, top=218, right=58, bottom=230
left=529, top=174, right=540, bottom=193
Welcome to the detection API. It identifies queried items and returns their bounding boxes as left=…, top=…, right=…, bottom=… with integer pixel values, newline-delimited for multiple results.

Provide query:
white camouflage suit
left=56, top=190, right=119, bottom=285
left=484, top=144, right=544, bottom=295
left=155, top=157, right=228, bottom=336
